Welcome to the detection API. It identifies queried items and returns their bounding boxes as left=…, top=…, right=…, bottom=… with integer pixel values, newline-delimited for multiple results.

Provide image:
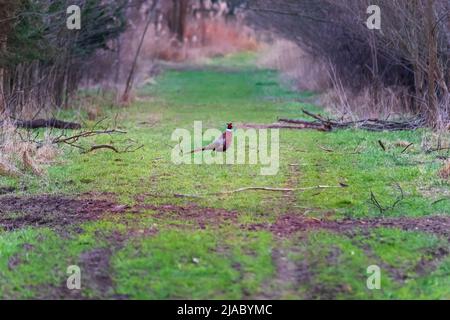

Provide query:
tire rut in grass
left=36, top=233, right=131, bottom=300
left=254, top=165, right=307, bottom=299
left=255, top=246, right=311, bottom=299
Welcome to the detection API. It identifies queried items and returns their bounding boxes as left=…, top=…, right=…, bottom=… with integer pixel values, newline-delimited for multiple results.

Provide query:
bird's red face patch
left=227, top=123, right=233, bottom=130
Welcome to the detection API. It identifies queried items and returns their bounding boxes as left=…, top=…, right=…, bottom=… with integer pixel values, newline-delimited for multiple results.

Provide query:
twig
left=277, top=110, right=426, bottom=132
left=49, top=127, right=143, bottom=155
left=426, top=147, right=450, bottom=153
left=390, top=183, right=405, bottom=209
left=370, top=191, right=384, bottom=214
left=172, top=185, right=346, bottom=198
left=400, top=143, right=414, bottom=154
left=431, top=198, right=450, bottom=206
left=2, top=118, right=81, bottom=130
left=370, top=183, right=405, bottom=215
left=319, top=145, right=334, bottom=152
left=53, top=129, right=127, bottom=144
left=80, top=143, right=144, bottom=154
left=82, top=144, right=120, bottom=154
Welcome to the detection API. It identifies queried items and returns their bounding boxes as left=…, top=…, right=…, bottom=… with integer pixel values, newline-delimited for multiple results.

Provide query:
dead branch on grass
left=278, top=110, right=426, bottom=132
left=0, top=118, right=81, bottom=130
left=370, top=183, right=405, bottom=215
left=239, top=122, right=330, bottom=131
left=52, top=129, right=127, bottom=145
left=168, top=184, right=347, bottom=198
left=51, top=128, right=143, bottom=154
left=400, top=143, right=414, bottom=154
left=81, top=143, right=144, bottom=154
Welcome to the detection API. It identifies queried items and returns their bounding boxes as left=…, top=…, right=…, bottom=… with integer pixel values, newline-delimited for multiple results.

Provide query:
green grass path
left=0, top=53, right=449, bottom=299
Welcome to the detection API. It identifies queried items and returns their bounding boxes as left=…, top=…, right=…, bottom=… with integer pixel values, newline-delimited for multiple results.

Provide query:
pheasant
left=190, top=123, right=233, bottom=153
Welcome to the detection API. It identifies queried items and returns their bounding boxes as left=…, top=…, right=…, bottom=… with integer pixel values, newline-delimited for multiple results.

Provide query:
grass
left=112, top=229, right=273, bottom=299
left=0, top=224, right=106, bottom=299
left=0, top=51, right=449, bottom=299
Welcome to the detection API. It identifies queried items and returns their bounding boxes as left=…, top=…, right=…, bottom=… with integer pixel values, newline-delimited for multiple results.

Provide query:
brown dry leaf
left=23, top=150, right=44, bottom=176
left=394, top=140, right=412, bottom=148
left=35, top=143, right=59, bottom=164
left=87, top=106, right=102, bottom=121
left=0, top=158, right=22, bottom=177
left=438, top=160, right=450, bottom=179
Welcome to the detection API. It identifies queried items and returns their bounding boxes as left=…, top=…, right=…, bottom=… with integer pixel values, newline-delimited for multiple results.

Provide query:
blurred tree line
left=0, top=0, right=242, bottom=117
left=0, top=0, right=128, bottom=116
left=246, top=0, right=450, bottom=127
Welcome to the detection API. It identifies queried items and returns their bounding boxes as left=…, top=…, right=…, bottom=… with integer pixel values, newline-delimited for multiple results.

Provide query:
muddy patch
left=77, top=248, right=121, bottom=299
left=7, top=243, right=34, bottom=271
left=2, top=193, right=450, bottom=242
left=0, top=194, right=128, bottom=230
left=0, top=186, right=16, bottom=195
left=414, top=246, right=449, bottom=276
left=246, top=214, right=450, bottom=239
left=32, top=245, right=128, bottom=300
left=133, top=203, right=238, bottom=229
left=256, top=247, right=310, bottom=300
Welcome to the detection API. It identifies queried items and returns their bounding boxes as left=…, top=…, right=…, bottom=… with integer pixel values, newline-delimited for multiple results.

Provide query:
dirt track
left=1, top=194, right=449, bottom=240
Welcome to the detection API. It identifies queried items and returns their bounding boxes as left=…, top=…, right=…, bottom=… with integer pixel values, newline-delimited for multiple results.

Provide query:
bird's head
left=226, top=123, right=233, bottom=130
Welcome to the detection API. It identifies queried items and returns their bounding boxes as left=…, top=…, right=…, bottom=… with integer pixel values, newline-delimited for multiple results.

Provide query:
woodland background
left=0, top=0, right=448, bottom=126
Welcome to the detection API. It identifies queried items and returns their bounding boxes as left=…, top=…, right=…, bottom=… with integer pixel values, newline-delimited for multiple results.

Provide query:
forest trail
left=0, top=54, right=449, bottom=299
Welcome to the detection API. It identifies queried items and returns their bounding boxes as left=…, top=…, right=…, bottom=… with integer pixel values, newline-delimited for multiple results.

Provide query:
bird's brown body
left=190, top=123, right=233, bottom=153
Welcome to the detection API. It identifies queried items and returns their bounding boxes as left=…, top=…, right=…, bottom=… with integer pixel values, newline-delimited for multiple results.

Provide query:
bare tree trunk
left=425, top=0, right=439, bottom=125
left=122, top=0, right=159, bottom=104
left=114, top=38, right=121, bottom=88
left=411, top=0, right=424, bottom=113
left=199, top=0, right=207, bottom=46
left=0, top=35, right=7, bottom=113
left=169, top=0, right=189, bottom=42
left=178, top=0, right=188, bottom=42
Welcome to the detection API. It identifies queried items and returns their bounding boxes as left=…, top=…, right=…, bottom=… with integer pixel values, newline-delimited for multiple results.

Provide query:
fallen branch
left=431, top=198, right=450, bottom=206
left=82, top=144, right=120, bottom=154
left=52, top=129, right=127, bottom=145
left=81, top=143, right=144, bottom=154
left=216, top=185, right=343, bottom=194
left=370, top=183, right=404, bottom=215
left=2, top=118, right=82, bottom=130
left=171, top=184, right=346, bottom=198
left=425, top=147, right=450, bottom=153
left=318, top=145, right=334, bottom=152
left=277, top=110, right=426, bottom=132
left=239, top=122, right=330, bottom=131
left=50, top=128, right=143, bottom=154
left=400, top=143, right=414, bottom=154
left=378, top=140, right=386, bottom=151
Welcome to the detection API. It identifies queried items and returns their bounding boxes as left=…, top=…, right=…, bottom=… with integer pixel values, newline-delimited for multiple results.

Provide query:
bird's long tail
left=189, top=147, right=205, bottom=154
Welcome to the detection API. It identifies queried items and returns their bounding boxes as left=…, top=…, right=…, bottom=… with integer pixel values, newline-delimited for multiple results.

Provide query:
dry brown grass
left=439, top=160, right=450, bottom=179
left=257, top=40, right=425, bottom=122
left=0, top=121, right=59, bottom=177
left=436, top=94, right=450, bottom=131
left=321, top=84, right=414, bottom=121
left=421, top=131, right=450, bottom=153
left=257, top=39, right=329, bottom=92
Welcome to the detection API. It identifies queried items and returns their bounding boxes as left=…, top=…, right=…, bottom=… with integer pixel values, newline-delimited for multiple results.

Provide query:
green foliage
left=2, top=0, right=127, bottom=67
